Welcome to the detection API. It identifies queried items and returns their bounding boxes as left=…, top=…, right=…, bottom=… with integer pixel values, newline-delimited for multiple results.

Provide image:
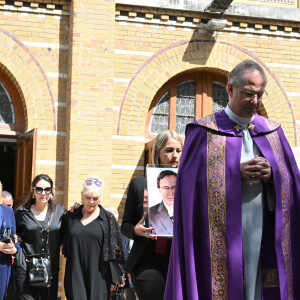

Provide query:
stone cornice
left=0, top=0, right=70, bottom=12
left=116, top=4, right=300, bottom=37
left=116, top=0, right=300, bottom=23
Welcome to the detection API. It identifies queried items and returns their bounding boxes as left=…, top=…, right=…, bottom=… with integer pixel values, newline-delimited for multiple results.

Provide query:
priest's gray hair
left=228, top=60, right=267, bottom=88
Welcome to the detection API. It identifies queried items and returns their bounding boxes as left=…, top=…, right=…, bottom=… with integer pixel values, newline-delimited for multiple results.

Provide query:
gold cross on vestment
left=234, top=125, right=241, bottom=132
left=248, top=123, right=255, bottom=130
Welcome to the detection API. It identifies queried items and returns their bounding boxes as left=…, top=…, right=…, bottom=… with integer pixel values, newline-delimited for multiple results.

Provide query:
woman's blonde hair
left=151, top=130, right=183, bottom=166
left=81, top=176, right=104, bottom=199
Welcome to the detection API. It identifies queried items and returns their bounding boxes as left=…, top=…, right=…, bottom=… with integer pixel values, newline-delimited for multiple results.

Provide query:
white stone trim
left=111, top=193, right=127, bottom=199
left=36, top=160, right=65, bottom=166
left=167, top=26, right=176, bottom=31
left=111, top=164, right=145, bottom=171
left=116, top=0, right=300, bottom=23
left=116, top=15, right=300, bottom=39
left=114, top=49, right=154, bottom=57
left=38, top=130, right=67, bottom=137
left=22, top=41, right=69, bottom=50
left=112, top=135, right=145, bottom=142
left=286, top=92, right=300, bottom=97
left=0, top=5, right=69, bottom=16
left=266, top=63, right=300, bottom=70
left=113, top=77, right=131, bottom=83
left=54, top=102, right=67, bottom=108
left=46, top=72, right=68, bottom=79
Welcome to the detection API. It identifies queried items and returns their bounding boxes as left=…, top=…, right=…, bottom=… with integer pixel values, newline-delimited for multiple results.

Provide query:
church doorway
left=0, top=68, right=36, bottom=208
left=0, top=139, right=17, bottom=198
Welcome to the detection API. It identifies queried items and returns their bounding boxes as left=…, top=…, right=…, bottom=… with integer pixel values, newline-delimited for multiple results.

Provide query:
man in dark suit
left=149, top=170, right=177, bottom=235
left=2, top=191, right=17, bottom=300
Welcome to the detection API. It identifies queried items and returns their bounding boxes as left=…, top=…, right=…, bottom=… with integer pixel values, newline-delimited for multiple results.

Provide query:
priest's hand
left=240, top=156, right=272, bottom=182
left=256, top=156, right=272, bottom=182
left=134, top=212, right=157, bottom=240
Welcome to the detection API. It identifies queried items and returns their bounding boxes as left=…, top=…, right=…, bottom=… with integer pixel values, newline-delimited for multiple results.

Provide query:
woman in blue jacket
left=0, top=182, right=19, bottom=300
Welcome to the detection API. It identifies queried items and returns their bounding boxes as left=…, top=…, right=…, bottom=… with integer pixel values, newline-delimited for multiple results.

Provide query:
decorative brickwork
left=117, top=40, right=296, bottom=145
left=0, top=0, right=299, bottom=297
left=0, top=27, right=55, bottom=131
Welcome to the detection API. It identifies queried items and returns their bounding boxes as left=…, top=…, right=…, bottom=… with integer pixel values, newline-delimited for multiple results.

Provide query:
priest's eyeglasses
left=160, top=186, right=176, bottom=191
left=34, top=187, right=52, bottom=194
left=241, top=90, right=265, bottom=100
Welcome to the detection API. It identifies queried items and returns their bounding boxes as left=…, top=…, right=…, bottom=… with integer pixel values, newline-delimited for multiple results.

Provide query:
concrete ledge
left=116, top=0, right=300, bottom=23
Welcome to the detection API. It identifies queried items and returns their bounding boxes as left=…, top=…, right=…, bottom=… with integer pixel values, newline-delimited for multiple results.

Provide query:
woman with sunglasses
left=14, top=174, right=67, bottom=300
left=62, top=177, right=126, bottom=300
left=121, top=130, right=183, bottom=300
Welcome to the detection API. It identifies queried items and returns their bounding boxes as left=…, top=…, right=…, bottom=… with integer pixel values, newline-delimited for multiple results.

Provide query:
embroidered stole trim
left=264, top=119, right=293, bottom=299
left=207, top=129, right=228, bottom=299
left=198, top=114, right=219, bottom=131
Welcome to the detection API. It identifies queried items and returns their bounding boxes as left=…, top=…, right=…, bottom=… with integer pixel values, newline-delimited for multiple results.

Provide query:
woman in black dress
left=62, top=177, right=126, bottom=300
left=14, top=174, right=66, bottom=300
left=121, top=130, right=183, bottom=300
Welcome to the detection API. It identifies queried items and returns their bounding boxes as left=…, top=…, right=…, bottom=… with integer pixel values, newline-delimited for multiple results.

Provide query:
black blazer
left=121, top=176, right=150, bottom=273
left=15, top=203, right=66, bottom=275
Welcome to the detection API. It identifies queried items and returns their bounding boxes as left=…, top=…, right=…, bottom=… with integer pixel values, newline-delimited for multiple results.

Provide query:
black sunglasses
left=34, top=187, right=52, bottom=194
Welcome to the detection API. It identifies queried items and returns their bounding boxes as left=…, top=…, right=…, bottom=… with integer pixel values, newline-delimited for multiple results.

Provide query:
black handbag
left=26, top=254, right=51, bottom=288
left=26, top=225, right=52, bottom=288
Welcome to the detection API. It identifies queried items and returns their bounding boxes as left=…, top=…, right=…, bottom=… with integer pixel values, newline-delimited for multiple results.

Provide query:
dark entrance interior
left=0, top=140, right=17, bottom=198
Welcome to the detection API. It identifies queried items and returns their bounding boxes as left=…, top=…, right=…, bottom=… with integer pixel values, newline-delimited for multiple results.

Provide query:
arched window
left=0, top=67, right=24, bottom=132
left=146, top=70, right=229, bottom=138
left=150, top=91, right=169, bottom=134
left=176, top=80, right=196, bottom=135
left=0, top=81, right=15, bottom=125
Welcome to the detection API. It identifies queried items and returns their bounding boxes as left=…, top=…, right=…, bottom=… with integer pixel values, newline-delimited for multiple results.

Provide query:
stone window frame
left=146, top=70, right=228, bottom=139
left=0, top=67, right=25, bottom=132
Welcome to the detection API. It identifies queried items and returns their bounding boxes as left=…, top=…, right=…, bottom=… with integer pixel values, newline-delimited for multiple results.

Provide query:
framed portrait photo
left=146, top=165, right=178, bottom=237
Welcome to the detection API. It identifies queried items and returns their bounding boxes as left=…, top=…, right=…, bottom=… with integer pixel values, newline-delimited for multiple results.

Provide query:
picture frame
left=146, top=165, right=178, bottom=237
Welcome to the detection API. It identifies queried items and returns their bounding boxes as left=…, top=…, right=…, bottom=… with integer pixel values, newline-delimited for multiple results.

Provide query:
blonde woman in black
left=121, top=130, right=183, bottom=300
left=62, top=177, right=126, bottom=300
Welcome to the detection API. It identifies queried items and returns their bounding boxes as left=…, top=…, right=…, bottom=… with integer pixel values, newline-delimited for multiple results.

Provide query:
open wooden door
left=15, top=128, right=37, bottom=208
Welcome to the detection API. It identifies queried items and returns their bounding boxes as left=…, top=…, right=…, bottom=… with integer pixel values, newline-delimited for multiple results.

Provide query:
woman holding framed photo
left=121, top=130, right=183, bottom=300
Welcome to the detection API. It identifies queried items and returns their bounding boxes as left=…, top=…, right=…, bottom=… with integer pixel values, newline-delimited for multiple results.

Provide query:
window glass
left=213, top=82, right=228, bottom=113
left=176, top=80, right=195, bottom=135
left=148, top=74, right=228, bottom=138
left=150, top=91, right=169, bottom=134
left=0, top=81, right=14, bottom=125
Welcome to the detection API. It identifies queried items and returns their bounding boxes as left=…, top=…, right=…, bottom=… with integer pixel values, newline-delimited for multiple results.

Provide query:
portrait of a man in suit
left=149, top=170, right=177, bottom=236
